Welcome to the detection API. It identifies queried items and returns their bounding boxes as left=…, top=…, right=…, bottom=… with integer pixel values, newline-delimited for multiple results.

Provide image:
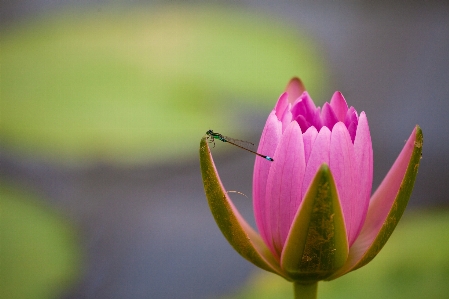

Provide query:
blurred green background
left=1, top=2, right=448, bottom=299
left=1, top=5, right=325, bottom=164
left=0, top=182, right=81, bottom=299
left=220, top=210, right=449, bottom=299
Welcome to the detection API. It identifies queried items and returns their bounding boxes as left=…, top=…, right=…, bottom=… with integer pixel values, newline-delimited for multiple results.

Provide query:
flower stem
left=293, top=282, right=318, bottom=299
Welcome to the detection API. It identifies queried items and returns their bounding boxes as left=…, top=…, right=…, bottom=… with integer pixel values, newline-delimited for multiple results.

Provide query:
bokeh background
left=1, top=1, right=448, bottom=299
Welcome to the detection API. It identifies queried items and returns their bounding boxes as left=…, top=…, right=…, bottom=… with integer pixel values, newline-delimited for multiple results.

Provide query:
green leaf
left=199, top=137, right=285, bottom=277
left=281, top=164, right=348, bottom=282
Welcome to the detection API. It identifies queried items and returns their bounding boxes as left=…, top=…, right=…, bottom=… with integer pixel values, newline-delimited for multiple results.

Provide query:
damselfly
left=205, top=130, right=274, bottom=162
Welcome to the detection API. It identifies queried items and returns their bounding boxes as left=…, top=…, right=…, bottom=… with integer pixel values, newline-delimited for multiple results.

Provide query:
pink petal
left=281, top=103, right=293, bottom=133
left=291, top=92, right=316, bottom=122
left=347, top=122, right=358, bottom=143
left=321, top=102, right=339, bottom=130
left=344, top=107, right=358, bottom=126
left=345, top=107, right=359, bottom=142
left=329, top=122, right=356, bottom=245
left=294, top=114, right=310, bottom=133
left=285, top=77, right=306, bottom=104
left=253, top=110, right=282, bottom=248
left=355, top=127, right=417, bottom=246
left=328, top=127, right=420, bottom=279
left=351, top=112, right=373, bottom=243
left=302, top=126, right=318, bottom=164
left=265, top=121, right=306, bottom=257
left=312, top=107, right=323, bottom=130
left=302, top=126, right=331, bottom=199
left=330, top=92, right=349, bottom=122
left=275, top=92, right=289, bottom=120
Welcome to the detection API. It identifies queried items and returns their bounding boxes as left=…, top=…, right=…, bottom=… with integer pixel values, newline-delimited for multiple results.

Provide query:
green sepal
left=281, top=164, right=348, bottom=282
left=351, top=126, right=423, bottom=271
left=199, top=137, right=285, bottom=277
left=327, top=125, right=423, bottom=280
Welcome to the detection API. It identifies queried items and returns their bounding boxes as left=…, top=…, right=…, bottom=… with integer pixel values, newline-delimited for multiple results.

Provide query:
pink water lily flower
left=254, top=77, right=373, bottom=262
left=199, top=78, right=422, bottom=297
